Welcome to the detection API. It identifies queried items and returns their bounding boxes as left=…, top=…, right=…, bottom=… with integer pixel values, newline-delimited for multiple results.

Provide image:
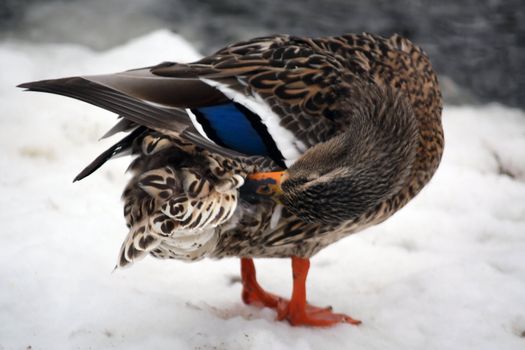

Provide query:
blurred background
left=1, top=0, right=524, bottom=109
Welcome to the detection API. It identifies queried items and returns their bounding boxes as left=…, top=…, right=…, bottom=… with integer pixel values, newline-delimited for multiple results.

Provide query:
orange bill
left=244, top=171, right=288, bottom=197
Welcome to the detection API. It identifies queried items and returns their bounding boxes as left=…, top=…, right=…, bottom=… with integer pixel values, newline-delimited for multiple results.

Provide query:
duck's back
left=212, top=34, right=444, bottom=258
left=333, top=33, right=444, bottom=214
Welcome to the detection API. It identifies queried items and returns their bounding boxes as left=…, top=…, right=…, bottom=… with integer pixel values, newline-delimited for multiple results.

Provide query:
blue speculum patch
left=193, top=103, right=270, bottom=156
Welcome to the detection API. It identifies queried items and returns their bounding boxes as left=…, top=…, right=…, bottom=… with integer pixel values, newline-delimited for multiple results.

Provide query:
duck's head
left=247, top=84, right=419, bottom=226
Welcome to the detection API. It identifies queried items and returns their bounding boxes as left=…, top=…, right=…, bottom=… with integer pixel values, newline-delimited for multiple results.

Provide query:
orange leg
left=240, top=257, right=361, bottom=327
left=240, top=257, right=281, bottom=308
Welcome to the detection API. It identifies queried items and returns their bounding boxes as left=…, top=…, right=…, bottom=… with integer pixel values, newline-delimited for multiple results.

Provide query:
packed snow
left=1, top=30, right=524, bottom=350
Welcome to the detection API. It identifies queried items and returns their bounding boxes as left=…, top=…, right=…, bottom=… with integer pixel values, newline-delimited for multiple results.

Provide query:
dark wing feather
left=18, top=69, right=243, bottom=158
left=100, top=117, right=137, bottom=140
left=18, top=76, right=189, bottom=131
left=74, top=126, right=147, bottom=182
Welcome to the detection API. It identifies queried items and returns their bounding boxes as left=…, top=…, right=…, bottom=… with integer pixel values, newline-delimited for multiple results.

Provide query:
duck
left=18, top=32, right=444, bottom=327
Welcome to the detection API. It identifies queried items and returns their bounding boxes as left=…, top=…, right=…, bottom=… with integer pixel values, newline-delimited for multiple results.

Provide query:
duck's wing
left=18, top=34, right=410, bottom=180
left=151, top=35, right=349, bottom=163
left=17, top=68, right=232, bottom=150
left=19, top=34, right=350, bottom=173
left=17, top=67, right=250, bottom=180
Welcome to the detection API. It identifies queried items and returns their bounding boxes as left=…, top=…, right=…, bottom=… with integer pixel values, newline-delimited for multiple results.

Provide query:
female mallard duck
left=19, top=32, right=443, bottom=327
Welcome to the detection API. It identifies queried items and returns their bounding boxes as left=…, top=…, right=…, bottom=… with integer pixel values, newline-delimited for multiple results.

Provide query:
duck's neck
left=371, top=90, right=444, bottom=223
left=284, top=84, right=422, bottom=225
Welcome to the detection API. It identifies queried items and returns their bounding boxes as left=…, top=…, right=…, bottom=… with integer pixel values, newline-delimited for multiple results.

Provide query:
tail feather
left=115, top=134, right=244, bottom=268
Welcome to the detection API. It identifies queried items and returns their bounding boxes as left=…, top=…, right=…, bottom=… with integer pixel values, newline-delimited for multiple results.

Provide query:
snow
left=1, top=30, right=525, bottom=350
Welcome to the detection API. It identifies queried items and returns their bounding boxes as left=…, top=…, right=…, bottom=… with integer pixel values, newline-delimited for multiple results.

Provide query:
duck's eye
left=256, top=185, right=272, bottom=195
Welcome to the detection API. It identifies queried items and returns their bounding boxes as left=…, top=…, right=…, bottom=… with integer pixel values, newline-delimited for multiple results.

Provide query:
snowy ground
left=1, top=30, right=524, bottom=350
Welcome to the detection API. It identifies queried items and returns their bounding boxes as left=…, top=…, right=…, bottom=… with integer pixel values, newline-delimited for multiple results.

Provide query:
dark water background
left=1, top=0, right=524, bottom=108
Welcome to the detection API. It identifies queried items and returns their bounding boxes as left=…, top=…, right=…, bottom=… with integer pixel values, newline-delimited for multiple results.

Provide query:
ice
left=1, top=30, right=524, bottom=349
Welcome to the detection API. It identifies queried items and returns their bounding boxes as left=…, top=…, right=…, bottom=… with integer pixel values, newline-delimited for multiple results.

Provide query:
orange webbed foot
left=276, top=300, right=361, bottom=327
left=240, top=257, right=361, bottom=328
